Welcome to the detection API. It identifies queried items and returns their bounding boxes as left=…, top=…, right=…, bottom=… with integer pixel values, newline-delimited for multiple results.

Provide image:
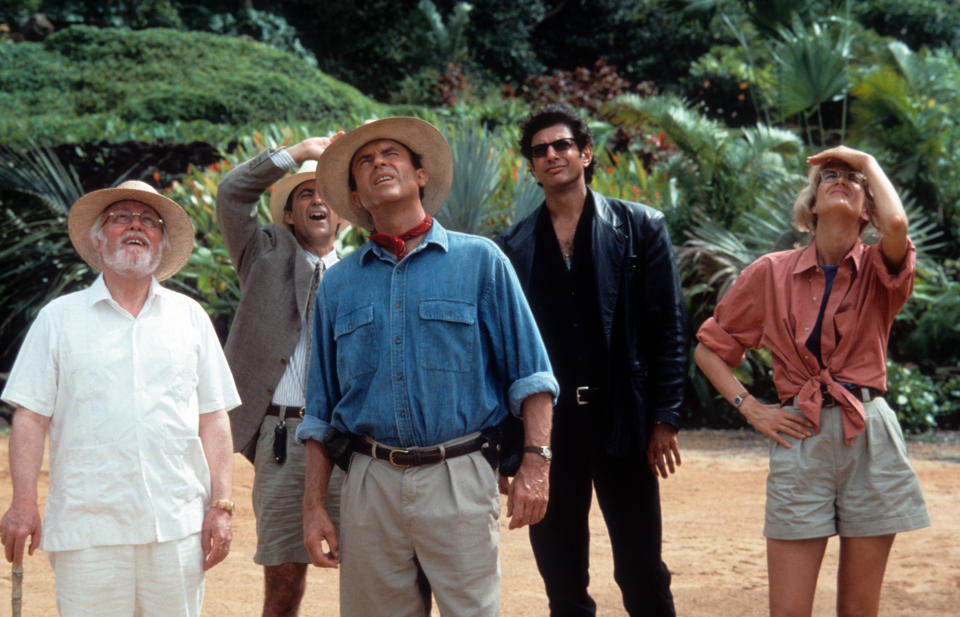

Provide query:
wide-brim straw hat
left=315, top=117, right=453, bottom=230
left=269, top=159, right=319, bottom=231
left=67, top=180, right=194, bottom=281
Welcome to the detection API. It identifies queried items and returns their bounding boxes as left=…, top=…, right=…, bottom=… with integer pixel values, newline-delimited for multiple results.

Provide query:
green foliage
left=607, top=94, right=802, bottom=232
left=849, top=42, right=960, bottom=250
left=0, top=143, right=93, bottom=364
left=436, top=120, right=507, bottom=236
left=886, top=361, right=941, bottom=433
left=0, top=25, right=382, bottom=145
left=852, top=0, right=960, bottom=53
left=770, top=16, right=852, bottom=141
left=204, top=8, right=316, bottom=67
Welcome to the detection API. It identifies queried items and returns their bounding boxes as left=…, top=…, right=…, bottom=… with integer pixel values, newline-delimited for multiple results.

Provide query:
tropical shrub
left=0, top=25, right=382, bottom=145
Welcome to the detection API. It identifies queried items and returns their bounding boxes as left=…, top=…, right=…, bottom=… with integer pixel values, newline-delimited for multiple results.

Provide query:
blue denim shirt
left=297, top=221, right=558, bottom=448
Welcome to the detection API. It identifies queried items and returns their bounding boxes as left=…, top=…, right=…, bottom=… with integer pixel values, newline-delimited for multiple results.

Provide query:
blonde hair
left=792, top=161, right=875, bottom=233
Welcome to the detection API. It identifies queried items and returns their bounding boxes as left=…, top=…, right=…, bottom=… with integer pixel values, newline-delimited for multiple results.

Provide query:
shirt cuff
left=269, top=148, right=297, bottom=172
left=507, top=371, right=560, bottom=417
left=295, top=413, right=331, bottom=443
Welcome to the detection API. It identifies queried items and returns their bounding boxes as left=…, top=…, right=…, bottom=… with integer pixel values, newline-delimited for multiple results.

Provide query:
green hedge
left=0, top=25, right=383, bottom=145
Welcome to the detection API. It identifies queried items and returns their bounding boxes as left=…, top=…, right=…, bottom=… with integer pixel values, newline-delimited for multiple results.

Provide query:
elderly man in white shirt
left=0, top=180, right=240, bottom=617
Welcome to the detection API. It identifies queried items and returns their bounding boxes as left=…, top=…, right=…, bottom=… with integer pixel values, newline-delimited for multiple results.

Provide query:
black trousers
left=529, top=403, right=676, bottom=617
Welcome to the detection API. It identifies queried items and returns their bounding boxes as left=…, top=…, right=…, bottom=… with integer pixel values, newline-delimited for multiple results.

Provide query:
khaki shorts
left=252, top=415, right=342, bottom=566
left=765, top=396, right=929, bottom=540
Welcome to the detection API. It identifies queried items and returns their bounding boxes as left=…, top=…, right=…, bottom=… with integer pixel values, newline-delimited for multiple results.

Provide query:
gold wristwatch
left=210, top=499, right=235, bottom=516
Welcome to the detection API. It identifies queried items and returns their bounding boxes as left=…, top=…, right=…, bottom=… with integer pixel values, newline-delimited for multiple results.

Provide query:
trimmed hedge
left=0, top=25, right=383, bottom=145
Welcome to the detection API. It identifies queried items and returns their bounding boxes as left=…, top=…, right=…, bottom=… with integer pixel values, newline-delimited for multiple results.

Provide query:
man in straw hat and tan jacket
left=0, top=180, right=240, bottom=616
left=295, top=117, right=558, bottom=617
left=215, top=135, right=345, bottom=617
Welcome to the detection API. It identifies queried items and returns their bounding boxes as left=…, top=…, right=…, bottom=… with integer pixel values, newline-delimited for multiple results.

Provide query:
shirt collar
left=793, top=237, right=865, bottom=275
left=86, top=273, right=161, bottom=311
left=359, top=219, right=449, bottom=264
left=304, top=247, right=339, bottom=269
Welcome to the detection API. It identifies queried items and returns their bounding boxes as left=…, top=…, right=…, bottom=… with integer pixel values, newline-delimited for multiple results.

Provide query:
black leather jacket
left=495, top=190, right=688, bottom=454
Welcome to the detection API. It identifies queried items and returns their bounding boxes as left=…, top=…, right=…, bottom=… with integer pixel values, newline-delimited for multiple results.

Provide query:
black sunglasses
left=531, top=138, right=577, bottom=158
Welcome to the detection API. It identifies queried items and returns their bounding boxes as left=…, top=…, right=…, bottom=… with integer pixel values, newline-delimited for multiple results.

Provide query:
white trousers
left=49, top=533, right=204, bottom=617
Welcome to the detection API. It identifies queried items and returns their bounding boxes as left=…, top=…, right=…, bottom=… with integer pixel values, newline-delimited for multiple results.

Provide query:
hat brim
left=68, top=186, right=194, bottom=281
left=315, top=117, right=452, bottom=230
left=268, top=171, right=316, bottom=232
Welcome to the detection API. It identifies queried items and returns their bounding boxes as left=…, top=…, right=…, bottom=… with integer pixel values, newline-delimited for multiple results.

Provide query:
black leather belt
left=354, top=436, right=485, bottom=468
left=266, top=404, right=304, bottom=419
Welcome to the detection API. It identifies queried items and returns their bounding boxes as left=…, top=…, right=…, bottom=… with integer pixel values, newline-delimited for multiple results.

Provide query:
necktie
left=303, top=260, right=325, bottom=380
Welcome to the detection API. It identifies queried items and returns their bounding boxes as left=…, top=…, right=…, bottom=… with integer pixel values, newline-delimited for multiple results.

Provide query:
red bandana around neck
left=370, top=214, right=433, bottom=260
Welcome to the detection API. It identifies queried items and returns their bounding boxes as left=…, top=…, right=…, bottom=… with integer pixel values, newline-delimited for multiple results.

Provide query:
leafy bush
left=853, top=0, right=960, bottom=53
left=886, top=360, right=942, bottom=434
left=0, top=25, right=382, bottom=145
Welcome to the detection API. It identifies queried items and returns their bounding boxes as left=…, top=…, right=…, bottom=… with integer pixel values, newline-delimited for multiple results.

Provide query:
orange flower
left=152, top=171, right=160, bottom=182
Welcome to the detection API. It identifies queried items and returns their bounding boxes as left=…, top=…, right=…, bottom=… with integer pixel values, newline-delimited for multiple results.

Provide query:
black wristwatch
left=523, top=445, right=553, bottom=462
left=732, top=392, right=749, bottom=408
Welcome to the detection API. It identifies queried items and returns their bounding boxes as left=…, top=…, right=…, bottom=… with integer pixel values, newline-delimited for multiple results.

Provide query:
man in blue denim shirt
left=296, top=117, right=559, bottom=617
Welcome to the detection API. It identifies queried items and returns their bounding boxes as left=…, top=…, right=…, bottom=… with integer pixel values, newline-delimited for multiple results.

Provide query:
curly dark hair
left=518, top=105, right=596, bottom=184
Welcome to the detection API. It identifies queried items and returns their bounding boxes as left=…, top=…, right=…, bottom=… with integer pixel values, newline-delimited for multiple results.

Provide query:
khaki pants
left=339, top=447, right=500, bottom=617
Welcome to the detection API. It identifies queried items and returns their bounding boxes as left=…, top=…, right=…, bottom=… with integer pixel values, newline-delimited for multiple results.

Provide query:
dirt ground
left=1, top=429, right=957, bottom=617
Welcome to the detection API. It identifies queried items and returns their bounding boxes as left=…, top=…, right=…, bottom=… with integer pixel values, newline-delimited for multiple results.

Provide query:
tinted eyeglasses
left=104, top=209, right=164, bottom=229
left=531, top=138, right=577, bottom=159
left=819, top=168, right=866, bottom=188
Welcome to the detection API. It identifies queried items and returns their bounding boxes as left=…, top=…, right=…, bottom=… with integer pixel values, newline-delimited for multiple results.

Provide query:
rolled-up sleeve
left=485, top=249, right=559, bottom=417
left=696, top=259, right=768, bottom=368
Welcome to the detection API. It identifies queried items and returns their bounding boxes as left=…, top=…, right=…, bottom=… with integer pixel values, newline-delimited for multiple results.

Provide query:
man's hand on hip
left=506, top=454, right=550, bottom=529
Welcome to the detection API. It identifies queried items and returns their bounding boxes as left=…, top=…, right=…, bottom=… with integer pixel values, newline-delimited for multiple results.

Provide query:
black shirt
left=527, top=195, right=609, bottom=413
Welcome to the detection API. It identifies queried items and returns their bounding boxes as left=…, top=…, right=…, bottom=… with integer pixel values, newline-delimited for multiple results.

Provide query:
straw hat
left=67, top=180, right=194, bottom=281
left=269, top=159, right=319, bottom=231
left=314, top=117, right=453, bottom=230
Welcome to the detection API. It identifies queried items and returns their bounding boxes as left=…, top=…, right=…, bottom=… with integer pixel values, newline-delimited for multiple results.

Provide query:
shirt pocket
left=418, top=299, right=476, bottom=373
left=334, top=304, right=378, bottom=383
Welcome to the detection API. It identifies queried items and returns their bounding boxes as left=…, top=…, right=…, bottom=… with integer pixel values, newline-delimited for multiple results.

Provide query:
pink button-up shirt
left=697, top=238, right=915, bottom=444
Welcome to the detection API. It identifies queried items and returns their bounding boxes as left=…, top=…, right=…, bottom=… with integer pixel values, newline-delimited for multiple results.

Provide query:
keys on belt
left=266, top=405, right=304, bottom=465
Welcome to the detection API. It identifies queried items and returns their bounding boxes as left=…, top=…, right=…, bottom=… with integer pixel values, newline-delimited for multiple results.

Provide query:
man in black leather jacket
left=495, top=106, right=688, bottom=617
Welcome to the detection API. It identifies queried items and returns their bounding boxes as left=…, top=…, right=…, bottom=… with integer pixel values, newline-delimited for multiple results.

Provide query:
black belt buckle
left=274, top=419, right=287, bottom=464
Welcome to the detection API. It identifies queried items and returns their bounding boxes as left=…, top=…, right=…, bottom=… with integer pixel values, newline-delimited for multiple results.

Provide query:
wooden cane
left=12, top=563, right=23, bottom=617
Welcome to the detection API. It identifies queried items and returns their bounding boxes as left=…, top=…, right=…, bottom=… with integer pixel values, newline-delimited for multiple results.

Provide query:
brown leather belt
left=354, top=436, right=486, bottom=468
left=266, top=404, right=304, bottom=419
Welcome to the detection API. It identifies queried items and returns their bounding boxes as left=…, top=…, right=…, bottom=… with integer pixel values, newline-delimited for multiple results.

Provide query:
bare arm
left=506, top=391, right=553, bottom=530
left=303, top=439, right=339, bottom=567
left=694, top=343, right=812, bottom=448
left=198, top=410, right=233, bottom=570
left=0, top=407, right=49, bottom=565
left=807, top=146, right=909, bottom=268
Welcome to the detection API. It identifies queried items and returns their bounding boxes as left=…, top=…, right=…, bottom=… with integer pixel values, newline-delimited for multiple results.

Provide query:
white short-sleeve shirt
left=1, top=276, right=241, bottom=551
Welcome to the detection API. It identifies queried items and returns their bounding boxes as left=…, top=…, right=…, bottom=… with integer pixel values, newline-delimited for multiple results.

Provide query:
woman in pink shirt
left=695, top=146, right=929, bottom=617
